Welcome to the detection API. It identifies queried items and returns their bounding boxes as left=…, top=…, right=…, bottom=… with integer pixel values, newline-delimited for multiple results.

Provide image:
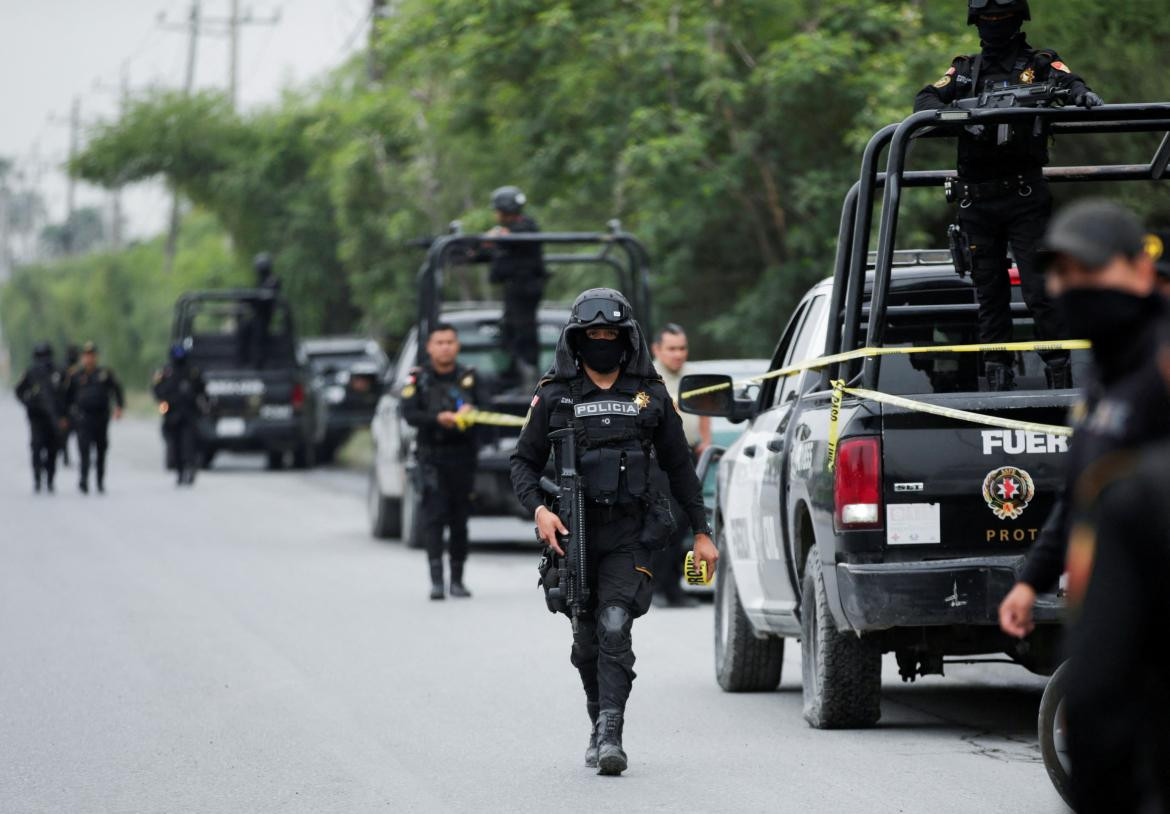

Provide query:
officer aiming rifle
left=915, top=0, right=1102, bottom=391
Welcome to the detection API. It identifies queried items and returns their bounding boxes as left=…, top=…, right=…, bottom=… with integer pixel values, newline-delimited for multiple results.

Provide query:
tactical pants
left=957, top=180, right=1068, bottom=366
left=418, top=450, right=476, bottom=564
left=570, top=508, right=655, bottom=713
left=28, top=412, right=59, bottom=486
left=76, top=412, right=110, bottom=487
left=501, top=279, right=543, bottom=370
left=164, top=419, right=199, bottom=482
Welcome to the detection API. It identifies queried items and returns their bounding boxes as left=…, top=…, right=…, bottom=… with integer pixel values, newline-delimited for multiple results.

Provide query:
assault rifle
left=539, top=428, right=589, bottom=632
left=954, top=80, right=1072, bottom=146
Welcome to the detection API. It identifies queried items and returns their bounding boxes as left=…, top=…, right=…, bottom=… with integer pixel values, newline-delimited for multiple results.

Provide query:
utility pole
left=159, top=0, right=201, bottom=273
left=64, top=97, right=81, bottom=254
left=221, top=1, right=280, bottom=110
left=368, top=0, right=388, bottom=83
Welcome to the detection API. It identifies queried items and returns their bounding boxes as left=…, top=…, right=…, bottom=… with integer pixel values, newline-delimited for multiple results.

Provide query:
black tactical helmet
left=490, top=185, right=527, bottom=215
left=566, top=288, right=635, bottom=351
left=33, top=341, right=53, bottom=360
left=967, top=0, right=1030, bottom=24
left=253, top=252, right=273, bottom=275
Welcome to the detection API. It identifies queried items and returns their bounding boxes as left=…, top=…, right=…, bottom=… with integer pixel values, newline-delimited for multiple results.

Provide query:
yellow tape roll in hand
left=684, top=550, right=713, bottom=586
left=452, top=409, right=528, bottom=431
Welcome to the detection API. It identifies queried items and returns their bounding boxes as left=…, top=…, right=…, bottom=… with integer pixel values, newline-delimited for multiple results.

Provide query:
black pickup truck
left=173, top=290, right=325, bottom=470
left=681, top=101, right=1170, bottom=728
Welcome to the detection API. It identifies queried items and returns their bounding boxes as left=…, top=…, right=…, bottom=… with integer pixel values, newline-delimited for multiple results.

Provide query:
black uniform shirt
left=152, top=364, right=207, bottom=421
left=510, top=368, right=710, bottom=535
left=1020, top=300, right=1170, bottom=591
left=400, top=363, right=480, bottom=452
left=16, top=362, right=64, bottom=419
left=65, top=366, right=125, bottom=416
left=914, top=36, right=1091, bottom=181
left=489, top=214, right=546, bottom=287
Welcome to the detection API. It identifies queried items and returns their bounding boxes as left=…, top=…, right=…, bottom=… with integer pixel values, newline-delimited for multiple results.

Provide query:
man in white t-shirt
left=650, top=324, right=712, bottom=607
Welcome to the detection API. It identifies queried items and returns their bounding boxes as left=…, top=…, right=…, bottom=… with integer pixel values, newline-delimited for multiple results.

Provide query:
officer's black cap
left=968, top=0, right=1030, bottom=24
left=82, top=340, right=98, bottom=354
left=1038, top=200, right=1146, bottom=272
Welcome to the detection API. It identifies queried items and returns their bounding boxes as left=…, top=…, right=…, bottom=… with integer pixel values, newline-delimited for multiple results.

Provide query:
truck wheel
left=1038, top=661, right=1073, bottom=808
left=402, top=474, right=422, bottom=548
left=714, top=539, right=783, bottom=692
left=266, top=451, right=284, bottom=470
left=200, top=448, right=217, bottom=470
left=367, top=468, right=402, bottom=540
left=800, top=549, right=881, bottom=729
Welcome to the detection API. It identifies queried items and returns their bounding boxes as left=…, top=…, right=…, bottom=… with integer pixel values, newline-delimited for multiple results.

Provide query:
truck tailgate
left=880, top=392, right=1077, bottom=552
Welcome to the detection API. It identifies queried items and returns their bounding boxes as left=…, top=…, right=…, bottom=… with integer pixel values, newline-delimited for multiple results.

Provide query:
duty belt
left=586, top=501, right=642, bottom=522
left=946, top=172, right=1045, bottom=204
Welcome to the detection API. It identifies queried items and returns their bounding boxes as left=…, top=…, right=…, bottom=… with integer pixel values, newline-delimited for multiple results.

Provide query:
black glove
left=1075, top=90, right=1103, bottom=109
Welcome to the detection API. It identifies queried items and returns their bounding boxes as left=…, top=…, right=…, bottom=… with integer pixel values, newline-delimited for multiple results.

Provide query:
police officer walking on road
left=999, top=201, right=1170, bottom=639
left=15, top=342, right=65, bottom=493
left=486, top=186, right=546, bottom=386
left=401, top=323, right=481, bottom=600
left=915, top=0, right=1102, bottom=391
left=510, top=288, right=719, bottom=776
left=153, top=343, right=208, bottom=487
left=64, top=342, right=125, bottom=494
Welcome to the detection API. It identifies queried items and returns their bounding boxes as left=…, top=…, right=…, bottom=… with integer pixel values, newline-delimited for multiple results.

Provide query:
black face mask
left=1059, top=289, right=1154, bottom=356
left=977, top=16, right=1022, bottom=48
left=577, top=336, right=625, bottom=373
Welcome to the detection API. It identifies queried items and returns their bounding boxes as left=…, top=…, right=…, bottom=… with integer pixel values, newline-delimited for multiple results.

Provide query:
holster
left=947, top=223, right=973, bottom=279
left=537, top=543, right=568, bottom=615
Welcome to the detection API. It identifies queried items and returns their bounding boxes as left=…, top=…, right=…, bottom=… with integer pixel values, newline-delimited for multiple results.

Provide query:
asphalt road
left=0, top=395, right=1069, bottom=813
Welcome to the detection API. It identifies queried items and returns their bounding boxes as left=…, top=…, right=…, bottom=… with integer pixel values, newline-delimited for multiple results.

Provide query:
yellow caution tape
left=825, top=380, right=1074, bottom=471
left=683, top=550, right=712, bottom=586
left=680, top=339, right=1091, bottom=400
left=452, top=409, right=527, bottom=430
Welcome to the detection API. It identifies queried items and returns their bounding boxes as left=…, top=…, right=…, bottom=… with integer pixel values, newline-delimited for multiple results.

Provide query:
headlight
left=326, top=385, right=346, bottom=404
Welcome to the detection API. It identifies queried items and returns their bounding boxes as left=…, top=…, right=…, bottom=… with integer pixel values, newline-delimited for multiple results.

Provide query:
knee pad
left=597, top=605, right=632, bottom=653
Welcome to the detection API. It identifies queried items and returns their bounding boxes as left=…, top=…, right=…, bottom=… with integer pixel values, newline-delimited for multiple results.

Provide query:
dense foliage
left=5, top=0, right=1170, bottom=385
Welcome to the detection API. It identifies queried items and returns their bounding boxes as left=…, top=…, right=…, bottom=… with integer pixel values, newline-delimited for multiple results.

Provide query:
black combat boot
left=79, top=479, right=89, bottom=495
left=985, top=361, right=1016, bottom=392
left=33, top=476, right=41, bottom=493
left=429, top=559, right=445, bottom=601
left=1045, top=359, right=1073, bottom=390
left=595, top=709, right=627, bottom=776
left=449, top=560, right=472, bottom=598
left=584, top=701, right=600, bottom=768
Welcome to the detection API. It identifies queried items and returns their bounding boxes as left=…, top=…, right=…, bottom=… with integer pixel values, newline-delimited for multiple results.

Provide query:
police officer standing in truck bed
left=915, top=0, right=1102, bottom=391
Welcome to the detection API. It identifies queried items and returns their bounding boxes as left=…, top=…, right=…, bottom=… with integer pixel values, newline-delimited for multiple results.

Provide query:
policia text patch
left=574, top=401, right=641, bottom=418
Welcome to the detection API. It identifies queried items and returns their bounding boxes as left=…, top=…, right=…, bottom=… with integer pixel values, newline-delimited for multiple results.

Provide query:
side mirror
left=679, top=374, right=732, bottom=416
left=680, top=374, right=756, bottom=424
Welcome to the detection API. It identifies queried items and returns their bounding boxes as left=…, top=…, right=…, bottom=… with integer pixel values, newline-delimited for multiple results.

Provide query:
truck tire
left=800, top=549, right=881, bottom=729
left=1038, top=660, right=1073, bottom=808
left=266, top=451, right=285, bottom=470
left=714, top=539, right=783, bottom=692
left=367, top=468, right=402, bottom=540
left=200, top=447, right=217, bottom=470
left=402, top=474, right=422, bottom=548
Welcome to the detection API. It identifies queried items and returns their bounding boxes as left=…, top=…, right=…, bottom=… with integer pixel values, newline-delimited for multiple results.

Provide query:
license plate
left=216, top=417, right=246, bottom=437
left=259, top=404, right=293, bottom=420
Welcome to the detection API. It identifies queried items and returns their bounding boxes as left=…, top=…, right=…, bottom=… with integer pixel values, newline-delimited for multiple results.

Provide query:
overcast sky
left=1, top=0, right=373, bottom=239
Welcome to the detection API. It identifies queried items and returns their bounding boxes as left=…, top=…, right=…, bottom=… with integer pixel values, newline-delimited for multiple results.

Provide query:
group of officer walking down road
left=16, top=341, right=124, bottom=494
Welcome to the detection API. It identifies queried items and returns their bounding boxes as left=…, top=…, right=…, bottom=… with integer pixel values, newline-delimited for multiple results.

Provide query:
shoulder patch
left=933, top=75, right=952, bottom=89
left=530, top=394, right=540, bottom=408
left=401, top=383, right=416, bottom=398
left=1051, top=60, right=1071, bottom=73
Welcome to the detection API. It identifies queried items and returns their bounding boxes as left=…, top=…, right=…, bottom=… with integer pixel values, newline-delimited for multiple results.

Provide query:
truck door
left=751, top=295, right=827, bottom=630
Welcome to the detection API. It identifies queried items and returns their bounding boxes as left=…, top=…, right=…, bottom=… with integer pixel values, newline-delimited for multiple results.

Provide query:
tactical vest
left=414, top=365, right=477, bottom=449
left=548, top=374, right=663, bottom=506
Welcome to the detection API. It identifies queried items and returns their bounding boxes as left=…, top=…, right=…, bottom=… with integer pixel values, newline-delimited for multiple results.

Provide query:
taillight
left=1008, top=266, right=1021, bottom=285
left=291, top=382, right=305, bottom=409
left=834, top=437, right=882, bottom=530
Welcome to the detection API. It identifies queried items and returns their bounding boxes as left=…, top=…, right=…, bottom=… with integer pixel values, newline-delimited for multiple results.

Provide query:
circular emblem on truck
left=982, top=466, right=1036, bottom=520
